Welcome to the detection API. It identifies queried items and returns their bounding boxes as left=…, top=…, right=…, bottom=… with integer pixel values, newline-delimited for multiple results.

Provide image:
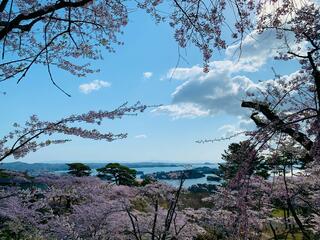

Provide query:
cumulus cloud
left=166, top=65, right=204, bottom=81
left=135, top=134, right=148, bottom=139
left=218, top=117, right=255, bottom=139
left=173, top=74, right=252, bottom=116
left=152, top=103, right=210, bottom=119
left=156, top=61, right=255, bottom=118
left=238, top=118, right=255, bottom=130
left=218, top=124, right=243, bottom=136
left=79, top=80, right=111, bottom=94
left=143, top=72, right=153, bottom=79
left=156, top=28, right=302, bottom=119
left=225, top=30, right=297, bottom=72
left=245, top=70, right=303, bottom=99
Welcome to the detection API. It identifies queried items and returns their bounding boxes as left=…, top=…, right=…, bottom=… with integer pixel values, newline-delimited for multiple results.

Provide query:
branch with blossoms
left=0, top=0, right=293, bottom=94
left=0, top=0, right=128, bottom=95
left=241, top=101, right=314, bottom=151
left=0, top=102, right=147, bottom=162
left=195, top=130, right=248, bottom=143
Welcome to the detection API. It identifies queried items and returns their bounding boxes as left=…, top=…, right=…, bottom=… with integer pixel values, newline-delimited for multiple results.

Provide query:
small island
left=141, top=166, right=221, bottom=180
left=207, top=175, right=221, bottom=182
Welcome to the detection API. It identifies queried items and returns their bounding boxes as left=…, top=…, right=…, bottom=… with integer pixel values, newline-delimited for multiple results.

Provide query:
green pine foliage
left=67, top=163, right=91, bottom=177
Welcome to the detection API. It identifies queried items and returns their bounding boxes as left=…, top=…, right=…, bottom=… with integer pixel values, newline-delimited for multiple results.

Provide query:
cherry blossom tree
left=0, top=0, right=263, bottom=162
left=0, top=0, right=129, bottom=96
left=0, top=174, right=204, bottom=239
left=191, top=2, right=320, bottom=237
left=124, top=178, right=201, bottom=240
left=241, top=2, right=319, bottom=159
left=1, top=0, right=320, bottom=239
left=0, top=102, right=147, bottom=162
left=238, top=4, right=319, bottom=236
left=0, top=0, right=286, bottom=93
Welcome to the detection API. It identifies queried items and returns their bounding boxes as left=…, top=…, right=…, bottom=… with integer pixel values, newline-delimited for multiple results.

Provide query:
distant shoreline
left=0, top=161, right=221, bottom=188
left=0, top=161, right=219, bottom=173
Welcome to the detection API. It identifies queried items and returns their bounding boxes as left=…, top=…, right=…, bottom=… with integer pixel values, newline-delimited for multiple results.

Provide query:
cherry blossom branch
left=241, top=101, right=314, bottom=151
left=151, top=198, right=158, bottom=240
left=196, top=131, right=248, bottom=143
left=160, top=176, right=184, bottom=240
left=283, top=169, right=310, bottom=239
left=126, top=208, right=142, bottom=240
left=0, top=102, right=148, bottom=162
left=0, top=0, right=92, bottom=40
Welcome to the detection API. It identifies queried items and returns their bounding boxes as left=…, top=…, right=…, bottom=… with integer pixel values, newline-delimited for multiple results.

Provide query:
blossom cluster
left=0, top=102, right=147, bottom=161
left=0, top=174, right=203, bottom=239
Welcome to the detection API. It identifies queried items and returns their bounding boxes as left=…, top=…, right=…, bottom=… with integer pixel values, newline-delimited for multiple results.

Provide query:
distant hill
left=0, top=162, right=69, bottom=174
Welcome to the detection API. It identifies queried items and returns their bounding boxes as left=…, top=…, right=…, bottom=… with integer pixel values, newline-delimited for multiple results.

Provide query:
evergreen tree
left=97, top=163, right=137, bottom=186
left=219, top=141, right=269, bottom=181
left=67, top=163, right=91, bottom=177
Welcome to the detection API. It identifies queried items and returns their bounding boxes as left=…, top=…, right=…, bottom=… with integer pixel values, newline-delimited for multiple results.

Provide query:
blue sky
left=0, top=9, right=299, bottom=163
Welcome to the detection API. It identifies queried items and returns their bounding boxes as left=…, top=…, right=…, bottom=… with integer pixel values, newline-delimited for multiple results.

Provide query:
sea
left=56, top=163, right=220, bottom=188
left=135, top=164, right=220, bottom=188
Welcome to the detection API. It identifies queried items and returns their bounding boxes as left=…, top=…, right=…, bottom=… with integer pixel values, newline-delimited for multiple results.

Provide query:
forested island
left=141, top=166, right=222, bottom=180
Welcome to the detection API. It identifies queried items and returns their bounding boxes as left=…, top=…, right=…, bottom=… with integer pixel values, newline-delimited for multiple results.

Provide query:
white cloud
left=152, top=103, right=210, bottom=119
left=79, top=80, right=111, bottom=94
left=143, top=72, right=153, bottom=79
left=238, top=117, right=255, bottom=130
left=245, top=70, right=303, bottom=99
left=135, top=134, right=147, bottom=139
left=218, top=124, right=243, bottom=136
left=225, top=30, right=296, bottom=72
left=217, top=117, right=255, bottom=139
left=162, top=67, right=305, bottom=119
left=156, top=28, right=303, bottom=119
left=166, top=65, right=204, bottom=81
left=156, top=61, right=255, bottom=118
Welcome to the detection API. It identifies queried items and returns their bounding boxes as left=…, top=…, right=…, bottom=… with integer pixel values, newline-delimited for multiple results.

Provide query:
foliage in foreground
left=1, top=165, right=320, bottom=239
left=0, top=0, right=319, bottom=239
left=0, top=173, right=203, bottom=240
